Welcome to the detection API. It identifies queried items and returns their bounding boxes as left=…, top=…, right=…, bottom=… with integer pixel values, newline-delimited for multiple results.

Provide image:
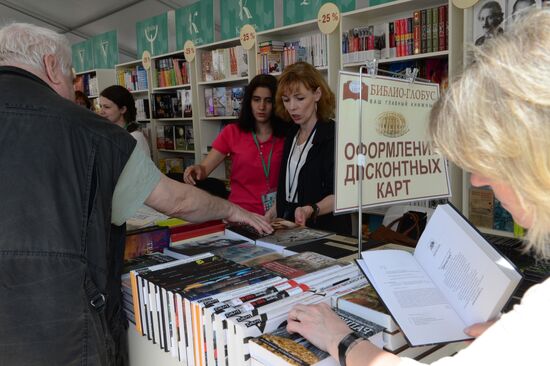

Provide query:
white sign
left=334, top=71, right=451, bottom=213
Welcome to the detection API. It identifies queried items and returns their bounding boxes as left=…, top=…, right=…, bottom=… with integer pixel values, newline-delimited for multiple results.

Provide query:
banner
left=71, top=39, right=94, bottom=73
left=136, top=13, right=169, bottom=57
left=92, top=30, right=118, bottom=69
left=334, top=71, right=450, bottom=213
left=175, top=0, right=214, bottom=48
left=220, top=0, right=274, bottom=40
left=283, top=0, right=355, bottom=25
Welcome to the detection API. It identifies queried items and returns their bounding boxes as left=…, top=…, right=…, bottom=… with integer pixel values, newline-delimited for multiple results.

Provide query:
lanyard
left=252, top=131, right=275, bottom=184
left=287, top=125, right=317, bottom=202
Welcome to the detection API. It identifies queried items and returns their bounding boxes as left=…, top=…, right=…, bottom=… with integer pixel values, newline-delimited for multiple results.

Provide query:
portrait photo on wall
left=473, top=0, right=506, bottom=46
left=506, top=0, right=540, bottom=26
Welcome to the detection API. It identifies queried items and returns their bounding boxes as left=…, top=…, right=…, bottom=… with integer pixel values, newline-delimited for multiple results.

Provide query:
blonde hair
left=429, top=9, right=550, bottom=258
left=275, top=62, right=336, bottom=122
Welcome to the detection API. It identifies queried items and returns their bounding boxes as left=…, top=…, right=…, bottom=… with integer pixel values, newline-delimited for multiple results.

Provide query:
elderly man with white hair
left=0, top=22, right=271, bottom=366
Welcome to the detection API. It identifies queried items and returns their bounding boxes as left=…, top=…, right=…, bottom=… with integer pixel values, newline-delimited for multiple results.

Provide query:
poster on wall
left=283, top=0, right=355, bottom=26
left=334, top=71, right=450, bottom=213
left=136, top=13, right=169, bottom=57
left=175, top=0, right=214, bottom=48
left=92, top=30, right=118, bottom=69
left=220, top=0, right=274, bottom=40
left=71, top=39, right=94, bottom=73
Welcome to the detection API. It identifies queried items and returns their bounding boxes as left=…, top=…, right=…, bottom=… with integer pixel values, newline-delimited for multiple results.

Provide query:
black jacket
left=0, top=66, right=136, bottom=366
left=276, top=120, right=352, bottom=235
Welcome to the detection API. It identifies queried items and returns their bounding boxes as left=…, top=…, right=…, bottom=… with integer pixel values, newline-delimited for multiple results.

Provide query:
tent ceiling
left=0, top=0, right=197, bottom=61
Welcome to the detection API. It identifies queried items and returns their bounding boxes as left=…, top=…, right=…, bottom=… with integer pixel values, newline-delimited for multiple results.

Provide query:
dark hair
left=99, top=85, right=136, bottom=124
left=238, top=74, right=287, bottom=137
left=74, top=90, right=92, bottom=109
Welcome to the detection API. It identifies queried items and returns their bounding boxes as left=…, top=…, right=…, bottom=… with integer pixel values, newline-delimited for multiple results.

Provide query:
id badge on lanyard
left=253, top=132, right=276, bottom=213
left=261, top=190, right=277, bottom=212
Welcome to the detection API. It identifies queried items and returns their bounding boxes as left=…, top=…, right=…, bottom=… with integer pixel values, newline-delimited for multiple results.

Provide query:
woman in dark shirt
left=268, top=62, right=351, bottom=235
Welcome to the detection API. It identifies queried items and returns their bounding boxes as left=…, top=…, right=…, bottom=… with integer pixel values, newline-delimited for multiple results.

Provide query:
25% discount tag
left=183, top=40, right=196, bottom=62
left=240, top=24, right=256, bottom=50
left=317, top=2, right=340, bottom=34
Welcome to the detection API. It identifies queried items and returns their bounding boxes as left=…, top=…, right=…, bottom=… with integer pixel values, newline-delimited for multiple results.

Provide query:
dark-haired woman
left=99, top=85, right=150, bottom=156
left=184, top=74, right=288, bottom=215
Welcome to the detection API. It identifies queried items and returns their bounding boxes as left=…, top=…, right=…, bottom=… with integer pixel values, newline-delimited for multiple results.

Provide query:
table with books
left=124, top=207, right=547, bottom=366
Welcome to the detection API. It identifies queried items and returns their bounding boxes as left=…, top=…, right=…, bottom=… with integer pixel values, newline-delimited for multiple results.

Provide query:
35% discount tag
left=240, top=24, right=256, bottom=50
left=317, top=2, right=340, bottom=34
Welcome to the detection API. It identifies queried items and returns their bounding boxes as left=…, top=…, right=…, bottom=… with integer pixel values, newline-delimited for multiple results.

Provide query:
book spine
left=413, top=11, right=421, bottom=55
left=432, top=6, right=439, bottom=52
left=421, top=9, right=427, bottom=54
left=439, top=5, right=447, bottom=51
left=426, top=8, right=432, bottom=53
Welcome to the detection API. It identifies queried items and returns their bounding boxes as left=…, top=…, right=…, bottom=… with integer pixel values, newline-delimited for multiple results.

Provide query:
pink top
left=212, top=123, right=284, bottom=215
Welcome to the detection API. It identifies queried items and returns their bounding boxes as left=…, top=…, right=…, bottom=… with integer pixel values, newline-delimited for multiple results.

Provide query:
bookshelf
left=148, top=50, right=198, bottom=173
left=194, top=37, right=255, bottom=181
left=254, top=19, right=341, bottom=90
left=74, top=68, right=116, bottom=110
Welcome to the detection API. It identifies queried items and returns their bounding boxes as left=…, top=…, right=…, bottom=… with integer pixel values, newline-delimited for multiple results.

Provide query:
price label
left=239, top=24, right=256, bottom=50
left=452, top=0, right=479, bottom=9
left=317, top=2, right=340, bottom=35
left=183, top=40, right=196, bottom=62
left=141, top=50, right=151, bottom=70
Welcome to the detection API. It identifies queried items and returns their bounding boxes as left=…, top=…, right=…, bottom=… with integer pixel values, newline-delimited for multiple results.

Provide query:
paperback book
left=356, top=204, right=522, bottom=346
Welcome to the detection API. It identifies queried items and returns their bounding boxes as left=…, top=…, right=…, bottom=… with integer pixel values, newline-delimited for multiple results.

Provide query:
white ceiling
left=0, top=0, right=198, bottom=62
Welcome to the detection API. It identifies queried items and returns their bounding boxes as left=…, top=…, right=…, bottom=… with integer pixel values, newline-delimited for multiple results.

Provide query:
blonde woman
left=286, top=10, right=549, bottom=366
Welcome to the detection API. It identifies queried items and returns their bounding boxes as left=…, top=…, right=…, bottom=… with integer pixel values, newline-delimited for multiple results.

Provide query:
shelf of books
left=148, top=50, right=197, bottom=176
left=194, top=37, right=253, bottom=181
left=74, top=68, right=116, bottom=111
left=255, top=19, right=341, bottom=90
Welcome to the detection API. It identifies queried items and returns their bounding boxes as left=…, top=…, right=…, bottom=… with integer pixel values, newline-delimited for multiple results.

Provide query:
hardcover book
left=356, top=204, right=522, bottom=346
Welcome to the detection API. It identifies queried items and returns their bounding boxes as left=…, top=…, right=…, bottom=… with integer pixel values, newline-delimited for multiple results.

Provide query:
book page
left=358, top=250, right=469, bottom=346
left=414, top=205, right=522, bottom=325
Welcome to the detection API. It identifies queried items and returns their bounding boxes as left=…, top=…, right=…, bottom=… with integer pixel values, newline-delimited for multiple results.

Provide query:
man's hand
left=287, top=303, right=351, bottom=355
left=183, top=165, right=206, bottom=185
left=227, top=204, right=273, bottom=235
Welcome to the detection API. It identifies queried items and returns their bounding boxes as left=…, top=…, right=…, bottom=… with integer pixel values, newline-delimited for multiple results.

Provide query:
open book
left=356, top=204, right=522, bottom=346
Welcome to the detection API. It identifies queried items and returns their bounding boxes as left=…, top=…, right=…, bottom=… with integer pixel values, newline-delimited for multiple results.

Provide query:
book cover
left=184, top=125, right=194, bottom=150
left=256, top=225, right=333, bottom=251
left=124, top=226, right=171, bottom=261
left=231, top=87, right=245, bottom=116
left=334, top=284, right=399, bottom=332
left=211, top=242, right=281, bottom=265
left=260, top=252, right=336, bottom=279
left=285, top=238, right=357, bottom=259
left=213, top=87, right=227, bottom=116
left=167, top=235, right=247, bottom=256
left=204, top=87, right=214, bottom=117
left=174, top=125, right=186, bottom=151
left=356, top=204, right=522, bottom=346
left=181, top=89, right=192, bottom=118
left=201, top=50, right=213, bottom=82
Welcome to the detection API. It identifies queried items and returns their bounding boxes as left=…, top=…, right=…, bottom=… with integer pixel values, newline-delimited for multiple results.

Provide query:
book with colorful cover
left=260, top=252, right=337, bottom=279
left=124, top=226, right=171, bottom=261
